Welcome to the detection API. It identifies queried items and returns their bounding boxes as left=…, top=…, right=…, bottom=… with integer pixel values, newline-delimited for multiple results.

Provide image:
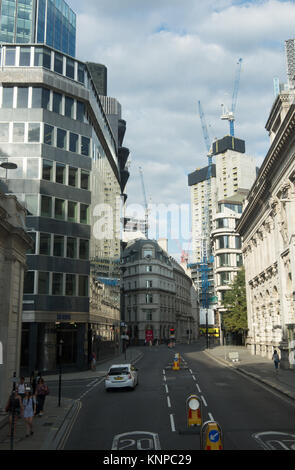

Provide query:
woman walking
left=35, top=378, right=49, bottom=416
left=272, top=349, right=280, bottom=373
left=5, top=390, right=23, bottom=437
left=23, top=387, right=36, bottom=437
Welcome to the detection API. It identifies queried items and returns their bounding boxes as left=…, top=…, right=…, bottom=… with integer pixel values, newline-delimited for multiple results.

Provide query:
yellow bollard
left=186, top=395, right=202, bottom=427
left=201, top=421, right=223, bottom=450
left=172, top=353, right=180, bottom=370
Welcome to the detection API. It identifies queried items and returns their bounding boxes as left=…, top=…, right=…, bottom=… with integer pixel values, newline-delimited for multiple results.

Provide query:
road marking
left=170, top=414, right=176, bottom=432
left=165, top=384, right=169, bottom=394
left=112, top=432, right=161, bottom=450
left=86, top=379, right=99, bottom=388
left=192, top=375, right=196, bottom=381
left=196, top=383, right=201, bottom=393
left=201, top=395, right=208, bottom=407
left=208, top=413, right=214, bottom=421
left=163, top=375, right=167, bottom=382
left=163, top=369, right=166, bottom=375
left=79, top=376, right=105, bottom=399
left=189, top=369, right=193, bottom=374
left=167, top=396, right=171, bottom=408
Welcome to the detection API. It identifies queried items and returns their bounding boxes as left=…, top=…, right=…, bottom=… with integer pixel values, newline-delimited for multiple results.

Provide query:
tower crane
left=139, top=166, right=149, bottom=238
left=221, top=58, right=243, bottom=137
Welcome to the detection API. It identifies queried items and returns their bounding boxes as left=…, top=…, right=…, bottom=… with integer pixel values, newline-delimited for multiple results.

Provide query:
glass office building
left=0, top=0, right=76, bottom=57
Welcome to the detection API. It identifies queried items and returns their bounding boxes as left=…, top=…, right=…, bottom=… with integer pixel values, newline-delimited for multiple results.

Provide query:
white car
left=105, top=364, right=138, bottom=391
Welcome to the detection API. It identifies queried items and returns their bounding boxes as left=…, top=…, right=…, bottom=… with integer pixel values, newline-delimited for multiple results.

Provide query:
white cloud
left=69, top=0, right=295, bottom=253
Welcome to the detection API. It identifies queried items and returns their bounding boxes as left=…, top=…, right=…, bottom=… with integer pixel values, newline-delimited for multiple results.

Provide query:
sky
left=70, top=0, right=295, bottom=258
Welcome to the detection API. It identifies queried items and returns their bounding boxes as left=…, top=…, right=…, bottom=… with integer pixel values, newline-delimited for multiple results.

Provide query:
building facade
left=0, top=192, right=32, bottom=409
left=0, top=41, right=126, bottom=372
left=0, top=0, right=76, bottom=57
left=122, top=239, right=194, bottom=345
left=237, top=89, right=295, bottom=368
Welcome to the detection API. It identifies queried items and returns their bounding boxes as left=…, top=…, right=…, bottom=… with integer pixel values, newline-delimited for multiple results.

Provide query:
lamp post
left=0, top=159, right=17, bottom=181
left=58, top=339, right=64, bottom=407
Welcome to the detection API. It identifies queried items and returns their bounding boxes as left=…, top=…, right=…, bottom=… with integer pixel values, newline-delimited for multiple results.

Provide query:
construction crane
left=139, top=166, right=149, bottom=238
left=221, top=58, right=243, bottom=137
left=197, top=101, right=214, bottom=339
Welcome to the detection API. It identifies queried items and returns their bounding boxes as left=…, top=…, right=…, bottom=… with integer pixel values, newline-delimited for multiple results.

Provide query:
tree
left=222, top=267, right=248, bottom=344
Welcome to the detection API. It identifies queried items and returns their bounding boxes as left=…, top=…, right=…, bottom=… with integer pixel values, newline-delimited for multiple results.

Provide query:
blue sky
left=70, top=0, right=295, bottom=259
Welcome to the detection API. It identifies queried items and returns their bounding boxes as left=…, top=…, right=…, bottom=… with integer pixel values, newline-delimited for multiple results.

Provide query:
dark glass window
left=67, top=237, right=77, bottom=258
left=55, top=198, right=65, bottom=220
left=2, top=87, right=14, bottom=108
left=81, top=136, right=90, bottom=156
left=53, top=235, right=64, bottom=257
left=13, top=123, right=25, bottom=142
left=17, top=87, right=28, bottom=108
left=66, top=274, right=76, bottom=296
left=54, top=52, right=63, bottom=74
left=65, top=96, right=74, bottom=118
left=81, top=170, right=89, bottom=190
left=78, top=63, right=85, bottom=84
left=79, top=239, right=89, bottom=260
left=24, top=271, right=34, bottom=294
left=235, top=237, right=242, bottom=249
left=216, top=218, right=229, bottom=229
left=32, top=87, right=50, bottom=109
left=68, top=167, right=78, bottom=187
left=19, top=47, right=31, bottom=66
left=80, top=204, right=89, bottom=224
left=218, top=235, right=230, bottom=249
left=5, top=48, right=16, bottom=66
left=76, top=100, right=84, bottom=122
left=42, top=159, right=53, bottom=180
left=34, top=47, right=51, bottom=69
left=78, top=275, right=89, bottom=297
left=53, top=92, right=62, bottom=114
left=52, top=273, right=63, bottom=296
left=43, top=124, right=54, bottom=145
left=28, top=123, right=40, bottom=142
left=56, top=128, right=66, bottom=149
left=41, top=195, right=52, bottom=217
left=237, top=254, right=243, bottom=267
left=38, top=271, right=49, bottom=294
left=39, top=233, right=51, bottom=255
left=66, top=58, right=75, bottom=79
left=69, top=132, right=78, bottom=153
left=68, top=201, right=77, bottom=222
left=56, top=162, right=65, bottom=184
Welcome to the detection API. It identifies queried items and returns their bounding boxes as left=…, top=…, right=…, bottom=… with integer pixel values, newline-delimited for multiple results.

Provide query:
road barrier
left=200, top=421, right=223, bottom=450
left=172, top=353, right=180, bottom=371
left=186, top=394, right=203, bottom=427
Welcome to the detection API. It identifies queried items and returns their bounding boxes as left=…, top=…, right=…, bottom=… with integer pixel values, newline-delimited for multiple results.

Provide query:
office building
left=0, top=0, right=76, bottom=57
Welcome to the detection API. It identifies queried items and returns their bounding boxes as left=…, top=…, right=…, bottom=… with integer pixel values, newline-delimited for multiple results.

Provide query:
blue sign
left=209, top=430, right=220, bottom=443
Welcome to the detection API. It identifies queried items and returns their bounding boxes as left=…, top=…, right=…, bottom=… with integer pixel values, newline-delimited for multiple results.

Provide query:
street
left=43, top=343, right=295, bottom=451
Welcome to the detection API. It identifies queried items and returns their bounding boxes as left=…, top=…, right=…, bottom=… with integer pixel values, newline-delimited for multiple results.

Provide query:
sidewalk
left=203, top=345, right=295, bottom=402
left=0, top=347, right=143, bottom=451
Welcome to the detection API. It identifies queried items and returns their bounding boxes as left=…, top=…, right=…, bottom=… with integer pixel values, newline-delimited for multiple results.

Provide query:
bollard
left=172, top=353, right=180, bottom=370
left=186, top=394, right=202, bottom=427
left=200, top=421, right=223, bottom=450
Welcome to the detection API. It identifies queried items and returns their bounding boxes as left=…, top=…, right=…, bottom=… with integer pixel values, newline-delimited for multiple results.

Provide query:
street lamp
left=0, top=159, right=17, bottom=181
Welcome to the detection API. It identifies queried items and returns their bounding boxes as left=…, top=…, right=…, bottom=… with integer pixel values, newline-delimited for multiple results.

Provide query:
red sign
left=145, top=330, right=154, bottom=342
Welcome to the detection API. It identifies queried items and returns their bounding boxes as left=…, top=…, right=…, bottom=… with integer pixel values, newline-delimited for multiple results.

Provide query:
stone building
left=121, top=239, right=194, bottom=345
left=237, top=89, right=295, bottom=368
left=0, top=192, right=32, bottom=409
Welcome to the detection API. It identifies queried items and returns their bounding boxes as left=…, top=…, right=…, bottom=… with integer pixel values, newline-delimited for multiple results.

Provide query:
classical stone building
left=237, top=89, right=295, bottom=368
left=0, top=192, right=32, bottom=409
left=122, top=239, right=194, bottom=345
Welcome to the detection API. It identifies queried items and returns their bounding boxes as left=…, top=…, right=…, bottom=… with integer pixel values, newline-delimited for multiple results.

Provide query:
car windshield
left=109, top=367, right=129, bottom=376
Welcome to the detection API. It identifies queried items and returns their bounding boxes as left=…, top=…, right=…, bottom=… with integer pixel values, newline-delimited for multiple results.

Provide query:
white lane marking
left=192, top=375, right=196, bottom=381
left=189, top=369, right=193, bottom=374
left=167, top=396, right=171, bottom=408
left=196, top=383, right=201, bottom=393
left=170, top=414, right=176, bottom=432
left=86, top=379, right=99, bottom=387
left=163, top=375, right=167, bottom=382
left=79, top=376, right=105, bottom=399
left=208, top=413, right=214, bottom=421
left=165, top=384, right=169, bottom=394
left=201, top=395, right=208, bottom=407
left=163, top=369, right=166, bottom=375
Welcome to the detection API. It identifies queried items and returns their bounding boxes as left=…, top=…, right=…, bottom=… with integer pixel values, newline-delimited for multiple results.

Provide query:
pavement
left=0, top=347, right=144, bottom=451
left=2, top=342, right=295, bottom=451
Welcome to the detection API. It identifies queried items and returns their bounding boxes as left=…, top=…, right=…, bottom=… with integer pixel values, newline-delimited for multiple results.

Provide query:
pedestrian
left=30, top=371, right=37, bottom=394
left=35, top=378, right=49, bottom=416
left=5, top=390, right=23, bottom=437
left=272, top=349, right=280, bottom=372
left=91, top=352, right=96, bottom=371
left=17, top=376, right=26, bottom=402
left=22, top=387, right=37, bottom=437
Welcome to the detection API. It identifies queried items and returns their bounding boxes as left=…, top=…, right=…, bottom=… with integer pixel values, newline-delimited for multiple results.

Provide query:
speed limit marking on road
left=112, top=432, right=161, bottom=450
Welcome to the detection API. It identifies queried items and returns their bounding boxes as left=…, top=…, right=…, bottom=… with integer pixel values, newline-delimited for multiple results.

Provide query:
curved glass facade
left=0, top=0, right=76, bottom=57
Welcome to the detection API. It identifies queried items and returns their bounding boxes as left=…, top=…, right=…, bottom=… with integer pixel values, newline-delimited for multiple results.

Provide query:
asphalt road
left=49, top=344, right=295, bottom=451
